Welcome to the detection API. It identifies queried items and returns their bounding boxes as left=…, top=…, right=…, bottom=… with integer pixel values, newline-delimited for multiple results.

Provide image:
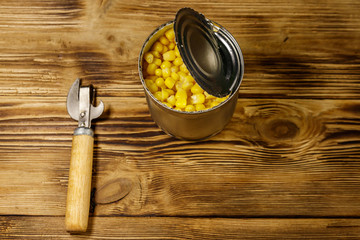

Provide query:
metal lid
left=174, top=8, right=239, bottom=97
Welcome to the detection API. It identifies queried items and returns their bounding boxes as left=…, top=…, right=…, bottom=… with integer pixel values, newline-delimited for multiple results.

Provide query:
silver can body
left=138, top=21, right=244, bottom=141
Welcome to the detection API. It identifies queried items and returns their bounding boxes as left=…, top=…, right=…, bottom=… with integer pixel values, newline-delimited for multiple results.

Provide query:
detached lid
left=174, top=8, right=238, bottom=98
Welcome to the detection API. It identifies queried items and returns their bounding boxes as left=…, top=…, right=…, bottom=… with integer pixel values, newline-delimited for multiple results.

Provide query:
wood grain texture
left=0, top=0, right=359, bottom=238
left=1, top=216, right=360, bottom=239
left=66, top=134, right=94, bottom=232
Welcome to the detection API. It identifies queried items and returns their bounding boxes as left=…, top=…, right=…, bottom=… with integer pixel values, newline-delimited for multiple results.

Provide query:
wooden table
left=1, top=0, right=359, bottom=239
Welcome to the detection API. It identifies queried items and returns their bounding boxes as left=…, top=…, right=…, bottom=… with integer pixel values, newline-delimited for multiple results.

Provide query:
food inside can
left=142, top=27, right=228, bottom=112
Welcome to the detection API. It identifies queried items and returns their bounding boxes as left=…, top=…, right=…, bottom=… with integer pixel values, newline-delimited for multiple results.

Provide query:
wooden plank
left=1, top=97, right=359, bottom=216
left=0, top=0, right=358, bottom=99
left=1, top=216, right=360, bottom=239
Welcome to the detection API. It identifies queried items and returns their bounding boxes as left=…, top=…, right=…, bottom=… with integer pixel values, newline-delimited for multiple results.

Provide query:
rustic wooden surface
left=1, top=0, right=360, bottom=239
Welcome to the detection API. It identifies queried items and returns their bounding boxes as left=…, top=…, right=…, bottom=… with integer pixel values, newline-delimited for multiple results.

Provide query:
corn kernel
left=162, top=67, right=171, bottom=78
left=210, top=101, right=219, bottom=108
left=155, top=77, right=165, bottom=87
left=163, top=50, right=176, bottom=61
left=171, top=72, right=179, bottom=81
left=185, top=105, right=195, bottom=112
left=176, top=98, right=187, bottom=109
left=175, top=81, right=182, bottom=91
left=152, top=41, right=163, bottom=53
left=178, top=71, right=187, bottom=81
left=145, top=79, right=154, bottom=87
left=153, top=58, right=162, bottom=66
left=175, top=88, right=187, bottom=100
left=195, top=103, right=206, bottom=111
left=191, top=83, right=204, bottom=94
left=185, top=75, right=195, bottom=83
left=164, top=102, right=173, bottom=108
left=161, top=88, right=169, bottom=101
left=151, top=51, right=161, bottom=58
left=180, top=63, right=189, bottom=73
left=164, top=88, right=175, bottom=95
left=144, top=52, right=154, bottom=64
left=162, top=46, right=168, bottom=54
left=149, top=83, right=158, bottom=93
left=154, top=91, right=162, bottom=101
left=159, top=36, right=170, bottom=45
left=165, top=29, right=175, bottom=41
left=146, top=63, right=157, bottom=75
left=191, top=93, right=205, bottom=104
left=204, top=91, right=216, bottom=99
left=155, top=68, right=162, bottom=77
left=175, top=46, right=180, bottom=57
left=182, top=78, right=194, bottom=91
left=167, top=95, right=176, bottom=106
left=160, top=61, right=172, bottom=69
left=168, top=42, right=175, bottom=50
left=170, top=66, right=179, bottom=73
left=165, top=77, right=175, bottom=89
left=173, top=57, right=183, bottom=66
left=147, top=75, right=157, bottom=80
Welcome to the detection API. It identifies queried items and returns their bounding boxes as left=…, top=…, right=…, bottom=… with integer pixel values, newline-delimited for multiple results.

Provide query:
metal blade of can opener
left=65, top=78, right=104, bottom=232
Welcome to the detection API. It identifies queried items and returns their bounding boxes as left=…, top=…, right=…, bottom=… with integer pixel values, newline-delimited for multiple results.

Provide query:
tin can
left=138, top=8, right=244, bottom=140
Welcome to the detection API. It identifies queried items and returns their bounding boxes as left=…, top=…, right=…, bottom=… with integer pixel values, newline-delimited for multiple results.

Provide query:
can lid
left=174, top=8, right=237, bottom=98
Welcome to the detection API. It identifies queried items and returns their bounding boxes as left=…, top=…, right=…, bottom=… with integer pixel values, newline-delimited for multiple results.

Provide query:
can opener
left=65, top=78, right=104, bottom=232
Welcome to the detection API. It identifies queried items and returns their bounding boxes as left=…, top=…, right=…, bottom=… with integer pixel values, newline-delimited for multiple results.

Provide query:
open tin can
left=138, top=8, right=244, bottom=140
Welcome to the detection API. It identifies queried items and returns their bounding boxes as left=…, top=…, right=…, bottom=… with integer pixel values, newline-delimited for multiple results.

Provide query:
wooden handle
left=65, top=132, right=94, bottom=232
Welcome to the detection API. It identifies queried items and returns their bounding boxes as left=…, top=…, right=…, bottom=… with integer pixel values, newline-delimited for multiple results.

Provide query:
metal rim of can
left=138, top=16, right=244, bottom=115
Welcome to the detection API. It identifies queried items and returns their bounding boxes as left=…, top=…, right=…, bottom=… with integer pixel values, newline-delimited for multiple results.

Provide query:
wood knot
left=265, top=119, right=299, bottom=140
left=95, top=177, right=132, bottom=204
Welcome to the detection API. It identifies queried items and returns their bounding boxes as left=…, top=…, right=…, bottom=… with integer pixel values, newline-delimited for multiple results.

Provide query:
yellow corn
left=155, top=77, right=165, bottom=87
left=162, top=67, right=171, bottom=78
left=165, top=29, right=175, bottom=41
left=152, top=41, right=163, bottom=53
left=168, top=42, right=175, bottom=50
left=195, top=103, right=206, bottom=111
left=151, top=51, right=161, bottom=58
left=153, top=58, right=162, bottom=66
left=173, top=57, right=183, bottom=66
left=164, top=88, right=175, bottom=95
left=175, top=88, right=187, bottom=100
left=162, top=46, right=168, bottom=54
left=204, top=91, right=216, bottom=99
left=146, top=63, right=157, bottom=75
left=161, top=61, right=172, bottom=69
left=191, top=93, right=205, bottom=104
left=178, top=71, right=187, bottom=81
left=144, top=52, right=154, bottom=64
left=163, top=50, right=176, bottom=61
left=182, top=77, right=194, bottom=91
left=154, top=91, right=162, bottom=101
left=176, top=98, right=187, bottom=109
left=185, top=105, right=195, bottom=112
left=165, top=77, right=176, bottom=89
left=175, top=46, right=180, bottom=57
left=180, top=63, right=189, bottom=73
left=164, top=102, right=173, bottom=108
left=167, top=95, right=176, bottom=106
left=171, top=72, right=179, bottom=81
left=161, top=88, right=169, bottom=101
left=143, top=26, right=229, bottom=112
left=191, top=83, right=204, bottom=94
left=155, top=68, right=162, bottom=77
left=170, top=66, right=179, bottom=73
left=159, top=36, right=169, bottom=45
